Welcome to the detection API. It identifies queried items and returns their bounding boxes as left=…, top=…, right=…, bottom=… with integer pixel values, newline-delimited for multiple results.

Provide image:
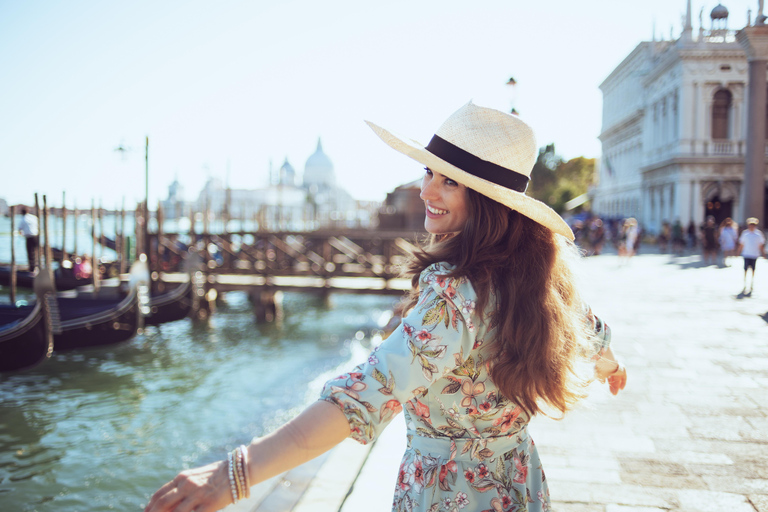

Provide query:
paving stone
left=675, top=489, right=756, bottom=512
left=588, top=483, right=678, bottom=508
left=748, top=494, right=768, bottom=512
left=701, top=475, right=768, bottom=494
left=605, top=506, right=667, bottom=512
left=552, top=503, right=605, bottom=512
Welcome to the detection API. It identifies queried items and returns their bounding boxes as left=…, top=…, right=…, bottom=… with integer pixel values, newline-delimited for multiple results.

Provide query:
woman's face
left=419, top=167, right=470, bottom=234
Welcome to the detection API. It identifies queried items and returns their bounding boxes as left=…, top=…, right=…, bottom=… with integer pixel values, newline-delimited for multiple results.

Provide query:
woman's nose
left=420, top=177, right=436, bottom=201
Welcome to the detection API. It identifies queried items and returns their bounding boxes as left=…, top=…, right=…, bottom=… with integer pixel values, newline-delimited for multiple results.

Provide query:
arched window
left=711, top=89, right=732, bottom=139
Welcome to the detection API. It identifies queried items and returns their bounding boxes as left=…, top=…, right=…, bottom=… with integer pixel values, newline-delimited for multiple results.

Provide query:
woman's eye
left=424, top=167, right=433, bottom=176
left=445, top=178, right=458, bottom=187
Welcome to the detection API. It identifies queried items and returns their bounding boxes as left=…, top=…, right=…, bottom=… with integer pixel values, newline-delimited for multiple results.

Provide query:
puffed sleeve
left=319, top=263, right=478, bottom=444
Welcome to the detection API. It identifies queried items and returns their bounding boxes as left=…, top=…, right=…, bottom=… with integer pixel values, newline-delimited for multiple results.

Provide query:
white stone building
left=178, top=138, right=376, bottom=231
left=592, top=1, right=768, bottom=233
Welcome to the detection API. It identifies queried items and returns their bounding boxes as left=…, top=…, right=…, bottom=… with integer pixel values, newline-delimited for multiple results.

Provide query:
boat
left=145, top=280, right=194, bottom=326
left=0, top=271, right=56, bottom=372
left=52, top=261, right=150, bottom=351
left=0, top=266, right=93, bottom=291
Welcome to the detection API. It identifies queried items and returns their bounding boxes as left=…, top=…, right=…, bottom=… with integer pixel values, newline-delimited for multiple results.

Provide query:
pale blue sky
left=0, top=0, right=757, bottom=208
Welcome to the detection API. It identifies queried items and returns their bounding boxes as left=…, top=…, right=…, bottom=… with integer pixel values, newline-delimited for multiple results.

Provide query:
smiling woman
left=420, top=167, right=470, bottom=234
left=146, top=102, right=626, bottom=512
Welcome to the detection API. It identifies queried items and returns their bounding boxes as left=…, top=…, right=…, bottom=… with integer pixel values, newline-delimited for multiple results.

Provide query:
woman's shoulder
left=419, top=262, right=477, bottom=298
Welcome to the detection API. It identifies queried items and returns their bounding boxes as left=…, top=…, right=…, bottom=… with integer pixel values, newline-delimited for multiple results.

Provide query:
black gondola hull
left=145, top=282, right=193, bottom=326
left=0, top=303, right=53, bottom=372
left=53, top=291, right=141, bottom=351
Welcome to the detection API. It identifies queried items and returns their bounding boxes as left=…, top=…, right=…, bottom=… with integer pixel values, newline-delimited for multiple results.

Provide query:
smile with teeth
left=427, top=204, right=448, bottom=215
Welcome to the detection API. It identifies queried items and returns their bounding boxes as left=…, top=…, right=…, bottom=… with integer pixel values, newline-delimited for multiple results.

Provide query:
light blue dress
left=321, top=262, right=610, bottom=512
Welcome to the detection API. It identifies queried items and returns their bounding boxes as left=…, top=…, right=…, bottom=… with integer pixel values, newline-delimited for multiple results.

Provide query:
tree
left=528, top=144, right=595, bottom=214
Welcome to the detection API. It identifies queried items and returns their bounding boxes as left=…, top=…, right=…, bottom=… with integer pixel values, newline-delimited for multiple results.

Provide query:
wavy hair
left=403, top=189, right=592, bottom=417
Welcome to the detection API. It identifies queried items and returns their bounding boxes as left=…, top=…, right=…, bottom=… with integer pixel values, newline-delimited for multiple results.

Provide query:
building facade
left=161, top=138, right=378, bottom=232
left=592, top=1, right=768, bottom=233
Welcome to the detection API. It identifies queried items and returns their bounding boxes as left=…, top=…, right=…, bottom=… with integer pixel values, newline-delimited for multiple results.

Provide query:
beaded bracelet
left=226, top=445, right=251, bottom=503
left=227, top=451, right=239, bottom=504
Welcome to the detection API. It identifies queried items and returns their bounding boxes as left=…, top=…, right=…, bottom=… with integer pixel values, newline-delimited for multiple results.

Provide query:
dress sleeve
left=585, top=306, right=612, bottom=359
left=319, top=264, right=478, bottom=445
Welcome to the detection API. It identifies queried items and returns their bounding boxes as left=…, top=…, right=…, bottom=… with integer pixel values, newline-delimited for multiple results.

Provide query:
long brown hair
left=403, top=189, right=592, bottom=417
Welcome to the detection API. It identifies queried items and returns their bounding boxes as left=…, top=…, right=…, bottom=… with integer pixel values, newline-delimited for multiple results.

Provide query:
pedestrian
left=737, top=217, right=766, bottom=295
left=17, top=206, right=39, bottom=272
left=718, top=217, right=738, bottom=266
left=672, top=219, right=685, bottom=255
left=618, top=217, right=638, bottom=262
left=701, top=216, right=718, bottom=265
left=145, top=102, right=627, bottom=512
left=589, top=218, right=606, bottom=255
left=658, top=221, right=670, bottom=253
left=687, top=220, right=697, bottom=251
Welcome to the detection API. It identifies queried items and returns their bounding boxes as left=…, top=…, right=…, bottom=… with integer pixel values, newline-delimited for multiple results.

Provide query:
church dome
left=710, top=3, right=729, bottom=20
left=303, top=138, right=335, bottom=189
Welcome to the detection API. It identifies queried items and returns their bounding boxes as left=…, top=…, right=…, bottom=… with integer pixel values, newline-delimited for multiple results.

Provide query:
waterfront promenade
left=232, top=250, right=768, bottom=512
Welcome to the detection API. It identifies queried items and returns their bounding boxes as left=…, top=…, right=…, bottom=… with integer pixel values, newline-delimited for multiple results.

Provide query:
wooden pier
left=147, top=230, right=423, bottom=321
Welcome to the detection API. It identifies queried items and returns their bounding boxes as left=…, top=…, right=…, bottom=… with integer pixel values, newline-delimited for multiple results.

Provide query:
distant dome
left=710, top=3, right=729, bottom=19
left=303, top=138, right=335, bottom=189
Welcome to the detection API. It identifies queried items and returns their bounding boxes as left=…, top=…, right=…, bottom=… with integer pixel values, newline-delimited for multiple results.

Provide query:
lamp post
left=506, top=76, right=519, bottom=115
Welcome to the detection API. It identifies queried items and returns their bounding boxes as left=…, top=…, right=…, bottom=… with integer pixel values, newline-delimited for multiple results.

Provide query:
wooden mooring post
left=9, top=205, right=17, bottom=305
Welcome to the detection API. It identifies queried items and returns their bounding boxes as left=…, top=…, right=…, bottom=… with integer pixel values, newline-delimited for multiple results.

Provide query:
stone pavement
left=234, top=251, right=768, bottom=512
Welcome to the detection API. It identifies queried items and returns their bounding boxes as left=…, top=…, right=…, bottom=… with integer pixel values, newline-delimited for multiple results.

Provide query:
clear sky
left=0, top=0, right=758, bottom=209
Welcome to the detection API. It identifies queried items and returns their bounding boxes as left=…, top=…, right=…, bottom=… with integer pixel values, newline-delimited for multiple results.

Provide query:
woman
left=145, top=102, right=627, bottom=512
left=718, top=217, right=738, bottom=266
left=618, top=218, right=638, bottom=261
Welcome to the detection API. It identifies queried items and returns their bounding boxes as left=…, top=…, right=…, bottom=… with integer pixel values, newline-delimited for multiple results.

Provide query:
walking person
left=17, top=206, right=39, bottom=272
left=701, top=216, right=718, bottom=265
left=145, top=102, right=627, bottom=512
left=672, top=219, right=685, bottom=256
left=737, top=217, right=766, bottom=295
left=718, top=217, right=738, bottom=266
left=618, top=218, right=638, bottom=263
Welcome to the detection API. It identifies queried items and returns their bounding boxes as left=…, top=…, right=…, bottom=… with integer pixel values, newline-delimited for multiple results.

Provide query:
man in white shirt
left=17, top=207, right=39, bottom=271
left=737, top=217, right=766, bottom=295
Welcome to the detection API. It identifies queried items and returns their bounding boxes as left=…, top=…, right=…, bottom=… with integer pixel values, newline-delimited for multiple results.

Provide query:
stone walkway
left=235, top=251, right=768, bottom=512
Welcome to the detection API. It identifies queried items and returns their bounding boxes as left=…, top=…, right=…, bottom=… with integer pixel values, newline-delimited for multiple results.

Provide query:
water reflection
left=0, top=290, right=398, bottom=511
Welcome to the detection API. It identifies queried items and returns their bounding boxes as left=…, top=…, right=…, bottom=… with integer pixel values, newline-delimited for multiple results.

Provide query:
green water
left=0, top=290, right=398, bottom=511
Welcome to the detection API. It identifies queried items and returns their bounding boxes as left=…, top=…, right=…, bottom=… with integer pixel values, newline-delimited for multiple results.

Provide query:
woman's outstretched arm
left=144, top=400, right=350, bottom=512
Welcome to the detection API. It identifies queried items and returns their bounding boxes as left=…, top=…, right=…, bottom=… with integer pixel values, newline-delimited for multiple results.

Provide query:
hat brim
left=366, top=121, right=575, bottom=241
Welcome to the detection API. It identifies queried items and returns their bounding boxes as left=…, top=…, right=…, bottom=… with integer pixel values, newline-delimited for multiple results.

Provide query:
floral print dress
left=320, top=262, right=611, bottom=512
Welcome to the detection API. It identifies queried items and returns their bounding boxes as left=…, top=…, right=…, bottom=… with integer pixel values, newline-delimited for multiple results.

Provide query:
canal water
left=0, top=273, right=400, bottom=510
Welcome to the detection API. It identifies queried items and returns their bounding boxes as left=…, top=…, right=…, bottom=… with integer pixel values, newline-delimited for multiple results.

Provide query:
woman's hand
left=607, top=364, right=627, bottom=395
left=594, top=347, right=627, bottom=396
left=144, top=459, right=232, bottom=512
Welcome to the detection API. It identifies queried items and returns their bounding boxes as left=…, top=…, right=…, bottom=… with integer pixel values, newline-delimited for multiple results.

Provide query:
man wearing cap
left=737, top=217, right=766, bottom=295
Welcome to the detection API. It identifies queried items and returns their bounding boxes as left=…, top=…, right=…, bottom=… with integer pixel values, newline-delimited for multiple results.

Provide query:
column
left=692, top=180, right=703, bottom=226
left=677, top=178, right=692, bottom=225
left=693, top=82, right=701, bottom=153
left=737, top=25, right=768, bottom=221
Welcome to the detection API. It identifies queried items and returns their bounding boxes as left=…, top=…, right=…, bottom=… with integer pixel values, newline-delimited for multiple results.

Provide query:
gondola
left=0, top=271, right=56, bottom=372
left=145, top=280, right=194, bottom=326
left=0, top=266, right=93, bottom=291
left=52, top=261, right=150, bottom=351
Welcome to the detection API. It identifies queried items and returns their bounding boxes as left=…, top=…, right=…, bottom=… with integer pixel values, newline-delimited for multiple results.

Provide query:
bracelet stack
left=227, top=445, right=251, bottom=503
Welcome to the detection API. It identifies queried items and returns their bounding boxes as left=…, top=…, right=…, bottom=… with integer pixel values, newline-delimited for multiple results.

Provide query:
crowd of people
left=570, top=213, right=766, bottom=294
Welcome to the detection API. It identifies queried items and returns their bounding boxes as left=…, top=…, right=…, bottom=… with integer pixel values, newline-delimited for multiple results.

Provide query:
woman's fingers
left=607, top=367, right=627, bottom=395
left=145, top=485, right=183, bottom=512
left=144, top=460, right=231, bottom=512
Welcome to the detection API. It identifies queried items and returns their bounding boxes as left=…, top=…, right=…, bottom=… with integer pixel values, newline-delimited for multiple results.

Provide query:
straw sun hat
left=366, top=101, right=574, bottom=240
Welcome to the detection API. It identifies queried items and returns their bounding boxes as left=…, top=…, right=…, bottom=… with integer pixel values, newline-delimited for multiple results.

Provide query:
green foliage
left=527, top=143, right=595, bottom=213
